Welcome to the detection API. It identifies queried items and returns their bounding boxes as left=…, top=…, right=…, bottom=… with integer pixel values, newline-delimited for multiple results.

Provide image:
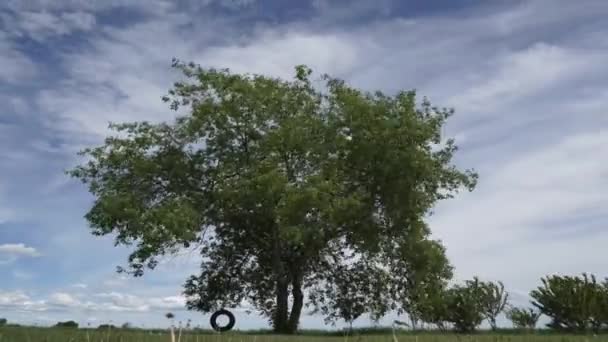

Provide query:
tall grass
left=1, top=327, right=608, bottom=342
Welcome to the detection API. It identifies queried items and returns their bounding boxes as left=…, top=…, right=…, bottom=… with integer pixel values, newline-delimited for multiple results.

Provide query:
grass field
left=2, top=327, right=608, bottom=342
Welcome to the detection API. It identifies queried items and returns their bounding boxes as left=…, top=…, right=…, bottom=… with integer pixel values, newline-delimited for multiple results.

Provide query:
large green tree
left=531, top=273, right=608, bottom=332
left=70, top=60, right=477, bottom=334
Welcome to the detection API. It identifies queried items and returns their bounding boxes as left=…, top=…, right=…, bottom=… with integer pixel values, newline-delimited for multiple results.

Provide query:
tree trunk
left=273, top=280, right=289, bottom=334
left=287, top=278, right=304, bottom=334
left=489, top=318, right=497, bottom=331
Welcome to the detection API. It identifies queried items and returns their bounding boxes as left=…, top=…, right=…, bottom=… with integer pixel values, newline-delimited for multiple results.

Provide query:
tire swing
left=210, top=309, right=236, bottom=332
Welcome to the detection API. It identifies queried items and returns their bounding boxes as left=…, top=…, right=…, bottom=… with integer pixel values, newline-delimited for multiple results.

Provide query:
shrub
left=98, top=324, right=116, bottom=329
left=507, top=306, right=541, bottom=330
left=55, top=320, right=79, bottom=328
left=445, top=278, right=486, bottom=333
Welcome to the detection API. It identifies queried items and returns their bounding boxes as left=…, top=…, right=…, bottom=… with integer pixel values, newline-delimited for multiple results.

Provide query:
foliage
left=531, top=273, right=608, bottom=332
left=445, top=277, right=486, bottom=333
left=97, top=324, right=116, bottom=329
left=479, top=280, right=509, bottom=330
left=507, top=306, right=541, bottom=330
left=55, top=320, right=78, bottom=328
left=416, top=283, right=451, bottom=331
left=308, top=258, right=391, bottom=328
left=392, top=239, right=453, bottom=330
left=69, top=61, right=477, bottom=334
left=0, top=318, right=7, bottom=326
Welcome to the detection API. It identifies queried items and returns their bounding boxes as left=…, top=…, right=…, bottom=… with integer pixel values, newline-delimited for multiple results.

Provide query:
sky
left=0, top=0, right=607, bottom=330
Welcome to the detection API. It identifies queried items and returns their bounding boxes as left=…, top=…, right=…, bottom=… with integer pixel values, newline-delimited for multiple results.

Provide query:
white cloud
left=48, top=292, right=81, bottom=307
left=430, top=129, right=608, bottom=291
left=0, top=291, right=47, bottom=312
left=90, top=291, right=185, bottom=312
left=0, top=243, right=41, bottom=257
left=0, top=243, right=39, bottom=264
left=0, top=289, right=187, bottom=317
left=3, top=10, right=96, bottom=41
left=0, top=32, right=37, bottom=83
left=448, top=43, right=602, bottom=113
left=71, top=283, right=88, bottom=289
left=0, top=290, right=30, bottom=306
left=102, top=275, right=129, bottom=288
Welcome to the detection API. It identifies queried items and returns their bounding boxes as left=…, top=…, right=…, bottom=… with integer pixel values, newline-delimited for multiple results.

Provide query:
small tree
left=506, top=306, right=541, bottom=330
left=393, top=239, right=453, bottom=331
left=479, top=280, right=509, bottom=330
left=416, top=283, right=451, bottom=331
left=446, top=278, right=486, bottom=333
left=309, top=259, right=390, bottom=330
left=0, top=318, right=7, bottom=326
left=531, top=273, right=607, bottom=332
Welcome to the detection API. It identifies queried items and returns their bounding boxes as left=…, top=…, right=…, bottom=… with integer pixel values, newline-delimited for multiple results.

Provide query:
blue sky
left=1, top=0, right=607, bottom=330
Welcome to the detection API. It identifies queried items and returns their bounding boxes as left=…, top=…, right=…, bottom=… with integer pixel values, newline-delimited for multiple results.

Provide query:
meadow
left=2, top=326, right=608, bottom=342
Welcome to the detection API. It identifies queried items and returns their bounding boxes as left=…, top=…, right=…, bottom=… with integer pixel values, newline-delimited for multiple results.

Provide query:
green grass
left=2, top=326, right=608, bottom=342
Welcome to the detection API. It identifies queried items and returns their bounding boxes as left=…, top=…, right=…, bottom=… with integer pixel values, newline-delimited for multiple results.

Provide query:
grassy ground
left=1, top=327, right=608, bottom=342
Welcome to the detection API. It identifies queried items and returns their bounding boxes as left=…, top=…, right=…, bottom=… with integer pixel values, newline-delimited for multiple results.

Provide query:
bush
left=55, top=320, right=79, bottom=328
left=98, top=324, right=116, bottom=329
left=506, top=306, right=541, bottom=330
left=445, top=278, right=486, bottom=333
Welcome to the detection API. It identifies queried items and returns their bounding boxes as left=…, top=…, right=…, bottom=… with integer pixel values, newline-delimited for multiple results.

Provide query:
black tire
left=210, top=309, right=236, bottom=332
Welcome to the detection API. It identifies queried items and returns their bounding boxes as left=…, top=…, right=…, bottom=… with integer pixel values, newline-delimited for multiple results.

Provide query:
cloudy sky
left=1, top=0, right=607, bottom=330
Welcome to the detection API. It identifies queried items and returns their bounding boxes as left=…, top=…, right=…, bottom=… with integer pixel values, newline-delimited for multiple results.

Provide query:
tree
left=55, top=321, right=79, bottom=328
left=69, top=60, right=477, bottom=334
left=506, top=306, right=541, bottom=330
left=531, top=273, right=608, bottom=332
left=97, top=324, right=116, bottom=329
left=445, top=278, right=486, bottom=333
left=392, top=239, right=453, bottom=330
left=0, top=318, right=7, bottom=326
left=308, top=259, right=390, bottom=330
left=479, top=280, right=509, bottom=330
left=414, top=281, right=451, bottom=331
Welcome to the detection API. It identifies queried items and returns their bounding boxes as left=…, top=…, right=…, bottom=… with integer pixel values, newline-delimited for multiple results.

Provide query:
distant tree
left=479, top=280, right=509, bottom=330
left=506, top=306, right=541, bottom=330
left=415, top=282, right=451, bottom=331
left=97, top=324, right=116, bottom=329
left=445, top=278, right=486, bottom=333
left=308, top=258, right=390, bottom=330
left=121, top=322, right=132, bottom=329
left=0, top=318, right=7, bottom=326
left=392, top=238, right=453, bottom=330
left=69, top=61, right=477, bottom=334
left=531, top=273, right=608, bottom=332
left=55, top=320, right=79, bottom=328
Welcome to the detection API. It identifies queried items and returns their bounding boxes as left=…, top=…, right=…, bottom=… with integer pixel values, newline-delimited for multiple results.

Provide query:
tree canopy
left=70, top=60, right=477, bottom=334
